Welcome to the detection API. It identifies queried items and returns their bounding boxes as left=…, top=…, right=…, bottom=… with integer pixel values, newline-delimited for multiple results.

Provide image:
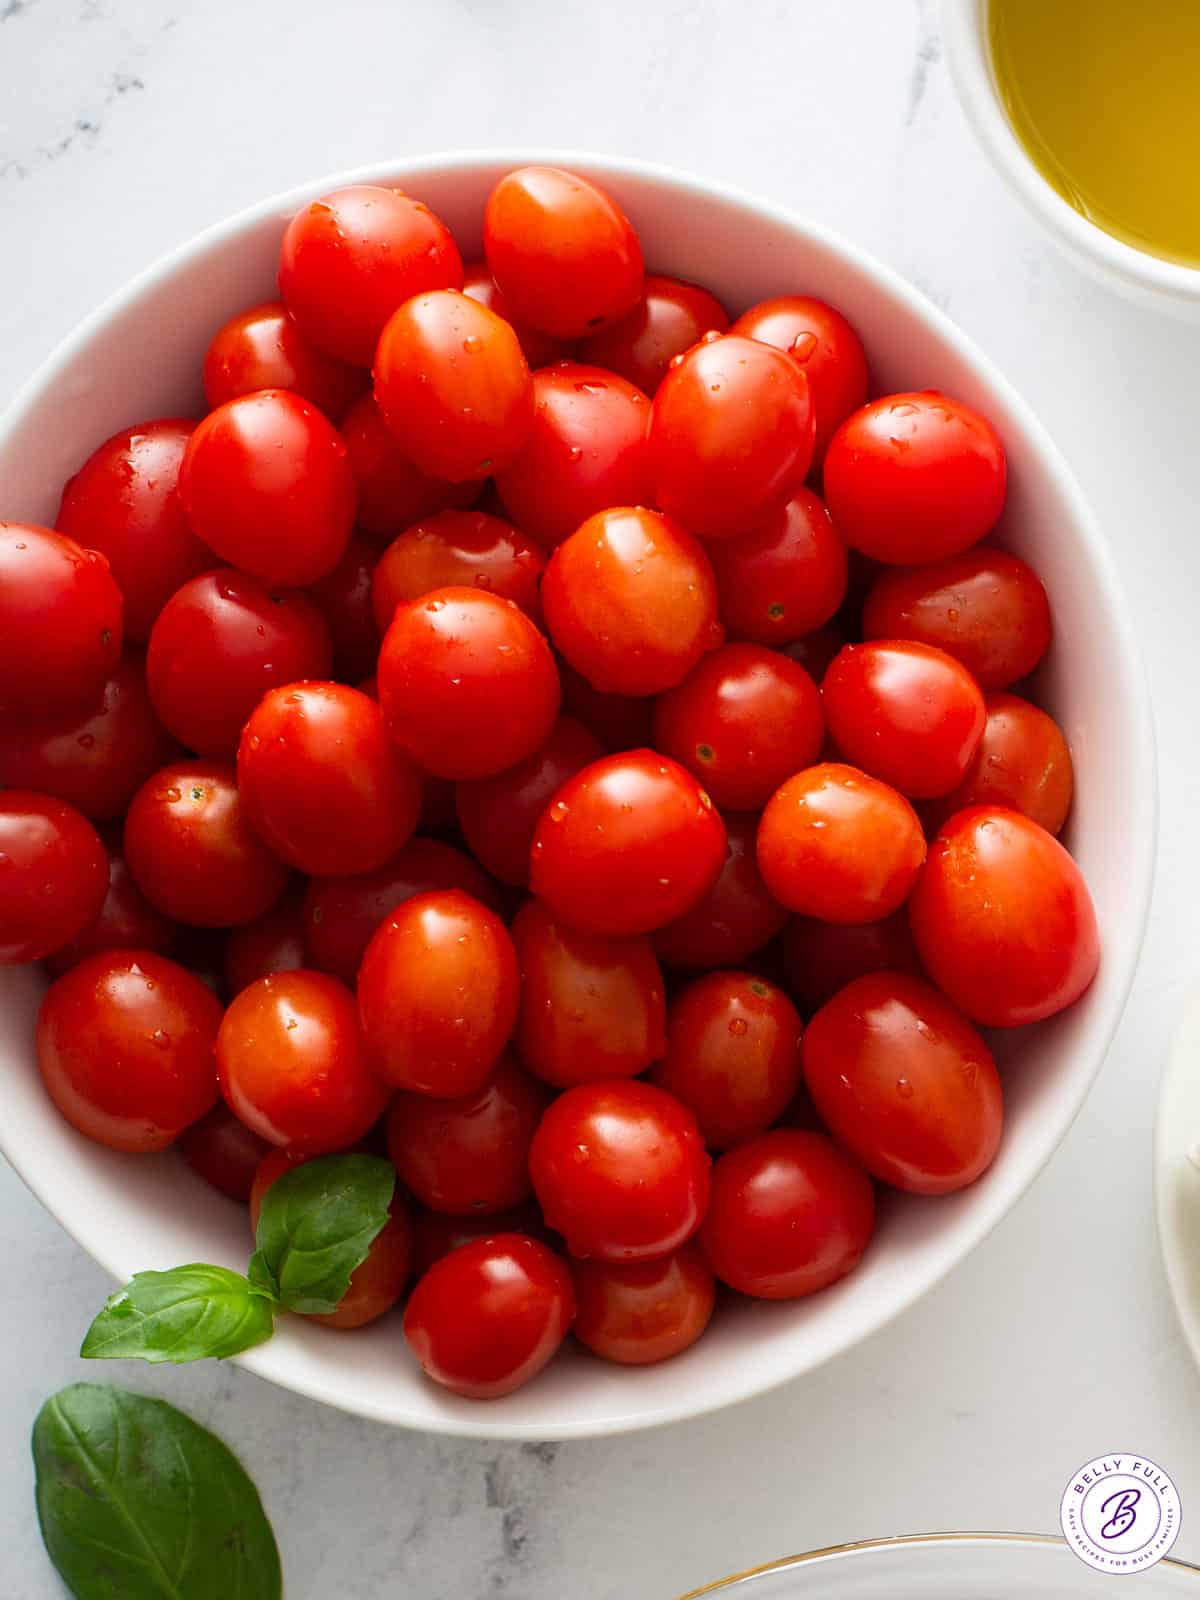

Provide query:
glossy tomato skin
left=730, top=295, right=869, bottom=462
left=37, top=950, right=221, bottom=1151
left=530, top=750, right=727, bottom=936
left=411, top=1202, right=550, bottom=1277
left=571, top=1244, right=715, bottom=1365
left=455, top=716, right=603, bottom=886
left=757, top=762, right=926, bottom=924
left=340, top=392, right=478, bottom=538
left=511, top=898, right=666, bottom=1087
left=374, top=290, right=534, bottom=482
left=542, top=507, right=721, bottom=697
left=653, top=814, right=789, bottom=970
left=357, top=889, right=519, bottom=1095
left=404, top=1233, right=575, bottom=1399
left=123, top=760, right=290, bottom=928
left=578, top=275, right=730, bottom=395
left=302, top=836, right=502, bottom=983
left=460, top=260, right=568, bottom=368
left=924, top=692, right=1074, bottom=836
left=823, top=392, right=1006, bottom=565
left=43, top=851, right=177, bottom=977
left=780, top=908, right=921, bottom=1015
left=179, top=1103, right=271, bottom=1202
left=654, top=643, right=823, bottom=812
left=651, top=971, right=804, bottom=1149
left=217, top=969, right=388, bottom=1151
left=699, top=1129, right=874, bottom=1299
left=0, top=793, right=108, bottom=963
left=202, top=301, right=367, bottom=422
left=378, top=587, right=560, bottom=780
left=371, top=510, right=545, bottom=633
left=648, top=335, right=815, bottom=539
left=822, top=641, right=986, bottom=799
left=558, top=663, right=656, bottom=752
left=705, top=489, right=848, bottom=646
left=0, top=651, right=177, bottom=820
left=862, top=547, right=1052, bottom=690
left=222, top=888, right=308, bottom=994
left=530, top=1079, right=711, bottom=1263
left=179, top=390, right=356, bottom=586
left=304, top=531, right=382, bottom=683
left=804, top=972, right=1002, bottom=1194
left=484, top=166, right=643, bottom=338
left=385, top=1053, right=549, bottom=1215
left=237, top=682, right=422, bottom=876
left=146, top=568, right=333, bottom=756
left=279, top=184, right=463, bottom=366
left=493, top=363, right=652, bottom=546
left=0, top=524, right=123, bottom=716
left=908, top=806, right=1099, bottom=1026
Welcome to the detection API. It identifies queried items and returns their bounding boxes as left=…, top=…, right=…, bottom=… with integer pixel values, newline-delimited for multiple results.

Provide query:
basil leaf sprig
left=34, top=1382, right=282, bottom=1599
left=81, top=1153, right=395, bottom=1366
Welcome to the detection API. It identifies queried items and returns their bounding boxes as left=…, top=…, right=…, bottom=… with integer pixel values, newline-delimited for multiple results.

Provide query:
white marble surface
left=3, top=2, right=1200, bottom=1595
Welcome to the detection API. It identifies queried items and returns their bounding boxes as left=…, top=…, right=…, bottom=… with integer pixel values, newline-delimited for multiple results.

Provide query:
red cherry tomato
left=37, top=950, right=220, bottom=1151
left=43, top=851, right=177, bottom=977
left=924, top=691, right=1074, bottom=836
left=493, top=363, right=652, bottom=547
left=862, top=547, right=1052, bottom=690
left=404, top=1233, right=574, bottom=1398
left=378, top=587, right=560, bottom=780
left=202, top=301, right=367, bottom=422
left=0, top=524, right=123, bottom=716
left=56, top=421, right=210, bottom=642
left=124, top=760, right=289, bottom=928
left=530, top=750, right=727, bottom=936
left=730, top=295, right=869, bottom=462
left=578, top=275, right=730, bottom=395
left=823, top=392, right=1006, bottom=565
left=371, top=510, right=545, bottom=633
left=780, top=909, right=921, bottom=1015
left=757, top=762, right=926, bottom=923
left=0, top=651, right=177, bottom=820
left=822, top=641, right=986, bottom=799
left=302, top=835, right=503, bottom=983
left=179, top=1103, right=271, bottom=1202
left=237, top=682, right=421, bottom=876
left=385, top=1054, right=549, bottom=1215
left=460, top=260, right=567, bottom=368
left=146, top=569, right=333, bottom=756
left=558, top=664, right=656, bottom=752
left=279, top=184, right=463, bottom=366
left=531, top=1079, right=710, bottom=1263
left=705, top=488, right=848, bottom=646
left=543, top=507, right=721, bottom=697
left=908, top=805, right=1099, bottom=1026
left=653, top=814, right=789, bottom=970
left=700, top=1128, right=874, bottom=1299
left=222, top=888, right=308, bottom=994
left=484, top=166, right=643, bottom=338
left=455, top=716, right=603, bottom=886
left=511, top=898, right=666, bottom=1087
left=374, top=290, right=534, bottom=482
left=0, top=793, right=108, bottom=963
left=571, top=1244, right=715, bottom=1366
left=411, top=1202, right=550, bottom=1277
left=650, top=971, right=804, bottom=1150
left=217, top=969, right=387, bottom=1151
left=648, top=335, right=815, bottom=539
left=340, top=392, right=478, bottom=538
left=654, top=643, right=823, bottom=812
left=305, top=531, right=382, bottom=683
left=357, top=889, right=519, bottom=1095
left=179, top=390, right=355, bottom=585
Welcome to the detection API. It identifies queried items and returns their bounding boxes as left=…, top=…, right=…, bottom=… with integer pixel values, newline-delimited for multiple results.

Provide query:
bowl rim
left=939, top=0, right=1200, bottom=305
left=0, top=146, right=1158, bottom=1438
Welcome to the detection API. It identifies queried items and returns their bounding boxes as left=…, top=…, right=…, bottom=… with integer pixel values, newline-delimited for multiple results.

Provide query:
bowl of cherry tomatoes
left=0, top=150, right=1153, bottom=1437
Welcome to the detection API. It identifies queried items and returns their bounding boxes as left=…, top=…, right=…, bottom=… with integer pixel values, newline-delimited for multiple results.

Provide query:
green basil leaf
left=80, top=1266, right=275, bottom=1365
left=249, top=1152, right=395, bottom=1315
left=33, top=1382, right=282, bottom=1599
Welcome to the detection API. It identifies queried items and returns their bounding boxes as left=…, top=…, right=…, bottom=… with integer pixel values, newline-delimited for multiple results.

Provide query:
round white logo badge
left=1061, top=1454, right=1181, bottom=1573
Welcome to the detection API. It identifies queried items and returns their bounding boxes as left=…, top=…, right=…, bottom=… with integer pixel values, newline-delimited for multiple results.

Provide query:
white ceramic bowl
left=0, top=150, right=1155, bottom=1438
left=941, top=2, right=1200, bottom=318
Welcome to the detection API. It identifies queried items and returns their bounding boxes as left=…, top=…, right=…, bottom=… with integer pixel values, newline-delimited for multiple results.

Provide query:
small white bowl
left=941, top=2, right=1200, bottom=318
left=0, top=149, right=1155, bottom=1438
